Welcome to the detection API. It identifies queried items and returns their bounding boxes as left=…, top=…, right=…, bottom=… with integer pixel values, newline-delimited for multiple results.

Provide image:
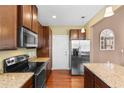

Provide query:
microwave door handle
left=26, top=30, right=37, bottom=37
left=20, top=28, right=24, bottom=47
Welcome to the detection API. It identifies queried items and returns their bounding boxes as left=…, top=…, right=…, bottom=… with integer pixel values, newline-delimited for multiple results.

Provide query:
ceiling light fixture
left=52, top=15, right=56, bottom=19
left=104, top=6, right=114, bottom=17
left=81, top=16, right=85, bottom=33
left=81, top=28, right=85, bottom=33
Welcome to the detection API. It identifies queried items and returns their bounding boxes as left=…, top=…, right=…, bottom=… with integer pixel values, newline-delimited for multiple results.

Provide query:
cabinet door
left=37, top=26, right=49, bottom=57
left=79, top=29, right=86, bottom=40
left=94, top=76, right=110, bottom=88
left=84, top=67, right=94, bottom=88
left=22, top=5, right=32, bottom=30
left=46, top=61, right=52, bottom=81
left=49, top=28, right=52, bottom=59
left=0, top=6, right=17, bottom=50
left=22, top=77, right=32, bottom=88
left=42, top=26, right=49, bottom=57
left=32, top=5, right=38, bottom=33
left=70, top=29, right=79, bottom=40
left=37, top=22, right=44, bottom=48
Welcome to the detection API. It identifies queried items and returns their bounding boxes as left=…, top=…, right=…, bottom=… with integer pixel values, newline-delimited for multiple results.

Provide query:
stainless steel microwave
left=18, top=27, right=38, bottom=48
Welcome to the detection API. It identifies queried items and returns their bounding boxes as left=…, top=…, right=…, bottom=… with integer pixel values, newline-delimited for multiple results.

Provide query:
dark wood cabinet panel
left=37, top=22, right=44, bottom=48
left=43, top=26, right=49, bottom=49
left=37, top=26, right=52, bottom=57
left=18, top=5, right=32, bottom=30
left=70, top=29, right=79, bottom=40
left=70, top=29, right=86, bottom=40
left=84, top=67, right=94, bottom=88
left=21, top=77, right=33, bottom=88
left=94, top=76, right=110, bottom=88
left=0, top=6, right=17, bottom=50
left=84, top=67, right=110, bottom=88
left=49, top=27, right=52, bottom=61
left=46, top=60, right=52, bottom=81
left=18, top=5, right=38, bottom=33
left=32, top=5, right=38, bottom=33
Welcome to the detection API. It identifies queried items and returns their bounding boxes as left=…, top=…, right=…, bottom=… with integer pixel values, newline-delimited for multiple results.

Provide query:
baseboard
left=52, top=68, right=70, bottom=70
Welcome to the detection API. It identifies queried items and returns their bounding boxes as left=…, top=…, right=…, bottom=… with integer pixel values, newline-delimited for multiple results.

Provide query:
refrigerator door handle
left=64, top=51, right=68, bottom=55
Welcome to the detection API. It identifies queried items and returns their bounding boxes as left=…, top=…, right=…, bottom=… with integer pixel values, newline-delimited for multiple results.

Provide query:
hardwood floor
left=46, top=70, right=84, bottom=88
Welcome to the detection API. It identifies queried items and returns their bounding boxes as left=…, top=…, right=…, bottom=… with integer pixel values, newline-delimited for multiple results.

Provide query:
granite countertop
left=29, top=57, right=49, bottom=63
left=84, top=63, right=124, bottom=88
left=0, top=73, right=33, bottom=88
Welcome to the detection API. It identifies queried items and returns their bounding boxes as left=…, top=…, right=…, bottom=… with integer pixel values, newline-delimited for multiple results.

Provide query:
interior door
left=52, top=35, right=69, bottom=70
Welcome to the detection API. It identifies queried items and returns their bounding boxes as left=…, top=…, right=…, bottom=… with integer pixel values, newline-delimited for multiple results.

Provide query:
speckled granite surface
left=29, top=57, right=49, bottom=63
left=0, top=73, right=33, bottom=88
left=84, top=63, right=124, bottom=88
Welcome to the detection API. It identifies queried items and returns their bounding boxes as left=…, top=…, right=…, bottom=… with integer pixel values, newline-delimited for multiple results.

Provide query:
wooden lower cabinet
left=84, top=67, right=110, bottom=88
left=46, top=61, right=52, bottom=81
left=21, top=77, right=33, bottom=88
left=84, top=67, right=94, bottom=88
left=94, top=76, right=110, bottom=88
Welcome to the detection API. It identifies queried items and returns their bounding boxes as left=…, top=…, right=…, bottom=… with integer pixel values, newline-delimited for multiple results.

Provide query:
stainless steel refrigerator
left=70, top=40, right=90, bottom=75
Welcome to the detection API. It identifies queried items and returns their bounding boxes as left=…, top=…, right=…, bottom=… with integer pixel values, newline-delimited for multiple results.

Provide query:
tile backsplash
left=0, top=48, right=36, bottom=73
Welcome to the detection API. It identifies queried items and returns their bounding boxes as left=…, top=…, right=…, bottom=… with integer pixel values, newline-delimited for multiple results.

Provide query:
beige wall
left=0, top=48, right=36, bottom=73
left=91, top=6, right=124, bottom=65
left=50, top=25, right=82, bottom=35
left=84, top=5, right=122, bottom=40
left=82, top=5, right=122, bottom=64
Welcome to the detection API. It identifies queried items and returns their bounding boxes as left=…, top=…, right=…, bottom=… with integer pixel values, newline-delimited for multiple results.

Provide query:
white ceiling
left=37, top=5, right=105, bottom=26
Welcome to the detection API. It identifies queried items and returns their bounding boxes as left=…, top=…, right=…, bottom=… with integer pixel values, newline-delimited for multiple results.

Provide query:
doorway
left=52, top=35, right=69, bottom=70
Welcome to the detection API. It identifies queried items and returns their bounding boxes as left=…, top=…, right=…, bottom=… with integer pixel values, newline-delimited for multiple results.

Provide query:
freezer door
left=71, top=55, right=83, bottom=75
left=71, top=55, right=90, bottom=75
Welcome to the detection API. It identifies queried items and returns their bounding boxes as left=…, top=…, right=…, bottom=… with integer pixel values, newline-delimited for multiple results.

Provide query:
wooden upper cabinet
left=0, top=6, right=17, bottom=50
left=70, top=29, right=86, bottom=40
left=32, top=5, right=38, bottom=33
left=37, top=22, right=44, bottom=48
left=70, top=29, right=79, bottom=40
left=42, top=26, right=50, bottom=57
left=37, top=26, right=52, bottom=76
left=37, top=26, right=52, bottom=57
left=19, top=5, right=32, bottom=30
left=18, top=5, right=38, bottom=33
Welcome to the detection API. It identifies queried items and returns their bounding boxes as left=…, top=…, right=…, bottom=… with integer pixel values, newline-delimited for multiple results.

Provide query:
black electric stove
left=3, top=55, right=46, bottom=88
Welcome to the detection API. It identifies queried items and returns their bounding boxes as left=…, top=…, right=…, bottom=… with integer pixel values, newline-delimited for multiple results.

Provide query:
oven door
left=34, top=66, right=46, bottom=88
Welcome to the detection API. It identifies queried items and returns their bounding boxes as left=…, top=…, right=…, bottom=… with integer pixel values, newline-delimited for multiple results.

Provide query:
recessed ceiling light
left=52, top=15, right=56, bottom=19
